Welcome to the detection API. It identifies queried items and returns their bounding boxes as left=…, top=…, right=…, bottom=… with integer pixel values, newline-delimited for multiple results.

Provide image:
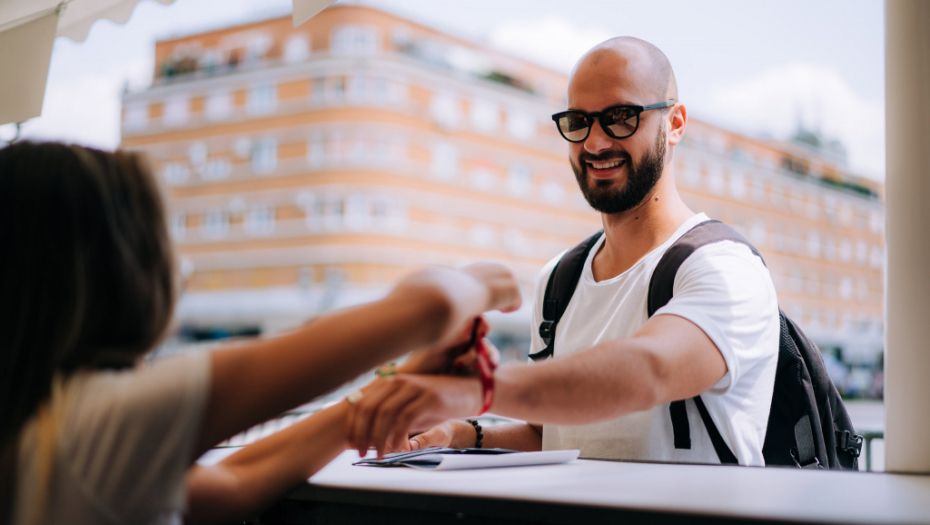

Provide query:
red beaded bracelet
left=474, top=337, right=496, bottom=415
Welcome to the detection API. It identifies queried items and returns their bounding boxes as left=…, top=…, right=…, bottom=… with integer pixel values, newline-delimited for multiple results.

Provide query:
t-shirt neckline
left=582, top=213, right=710, bottom=285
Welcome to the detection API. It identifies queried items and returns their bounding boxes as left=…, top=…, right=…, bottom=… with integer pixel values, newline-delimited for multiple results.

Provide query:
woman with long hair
left=0, top=141, right=520, bottom=524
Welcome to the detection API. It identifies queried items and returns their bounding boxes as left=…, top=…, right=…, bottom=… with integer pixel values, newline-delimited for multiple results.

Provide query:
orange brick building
left=121, top=5, right=884, bottom=390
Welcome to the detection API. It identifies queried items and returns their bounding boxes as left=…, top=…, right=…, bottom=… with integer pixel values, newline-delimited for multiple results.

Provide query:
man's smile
left=585, top=158, right=627, bottom=179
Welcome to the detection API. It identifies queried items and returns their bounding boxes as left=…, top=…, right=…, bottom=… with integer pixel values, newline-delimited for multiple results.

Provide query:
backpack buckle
left=837, top=430, right=863, bottom=457
left=538, top=320, right=554, bottom=345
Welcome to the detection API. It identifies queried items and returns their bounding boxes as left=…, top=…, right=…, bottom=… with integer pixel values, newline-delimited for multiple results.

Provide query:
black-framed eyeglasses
left=551, top=100, right=676, bottom=143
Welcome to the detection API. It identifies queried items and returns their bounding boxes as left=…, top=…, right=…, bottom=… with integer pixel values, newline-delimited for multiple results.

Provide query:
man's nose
left=584, top=118, right=614, bottom=154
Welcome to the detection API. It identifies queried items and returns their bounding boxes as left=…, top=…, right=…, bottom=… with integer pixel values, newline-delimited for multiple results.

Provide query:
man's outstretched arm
left=346, top=313, right=726, bottom=453
left=491, top=314, right=726, bottom=425
left=407, top=421, right=543, bottom=452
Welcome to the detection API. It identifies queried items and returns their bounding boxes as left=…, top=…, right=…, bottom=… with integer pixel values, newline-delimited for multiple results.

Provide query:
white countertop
left=302, top=450, right=930, bottom=524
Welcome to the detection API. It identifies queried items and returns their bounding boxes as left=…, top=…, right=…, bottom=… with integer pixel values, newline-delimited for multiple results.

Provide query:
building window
left=805, top=200, right=820, bottom=220
left=163, top=95, right=189, bottom=127
left=328, top=77, right=345, bottom=103
left=682, top=163, right=701, bottom=188
left=823, top=236, right=837, bottom=261
left=856, top=279, right=869, bottom=303
left=749, top=178, right=765, bottom=203
left=839, top=239, right=853, bottom=263
left=284, top=34, right=310, bottom=63
left=470, top=98, right=499, bottom=132
left=348, top=75, right=365, bottom=102
left=299, top=193, right=324, bottom=232
left=824, top=274, right=838, bottom=298
left=307, top=133, right=325, bottom=168
left=870, top=245, right=884, bottom=270
left=542, top=181, right=565, bottom=203
left=508, top=163, right=532, bottom=196
left=372, top=198, right=389, bottom=219
left=252, top=138, right=277, bottom=174
left=371, top=75, right=389, bottom=103
left=202, top=210, right=229, bottom=239
left=838, top=202, right=854, bottom=227
left=123, top=102, right=148, bottom=131
left=430, top=142, right=458, bottom=180
left=344, top=194, right=370, bottom=231
left=768, top=184, right=785, bottom=208
left=749, top=220, right=766, bottom=246
left=728, top=171, right=746, bottom=199
left=331, top=25, right=380, bottom=56
left=469, top=224, right=497, bottom=248
left=163, top=162, right=190, bottom=185
left=326, top=132, right=345, bottom=163
left=188, top=142, right=208, bottom=167
left=823, top=194, right=838, bottom=224
left=249, top=82, right=277, bottom=115
left=348, top=139, right=366, bottom=165
left=205, top=90, right=232, bottom=121
left=855, top=240, right=868, bottom=266
left=233, top=137, right=252, bottom=159
left=506, top=108, right=535, bottom=140
left=324, top=196, right=345, bottom=230
left=706, top=167, right=725, bottom=195
left=312, top=76, right=325, bottom=104
left=869, top=209, right=884, bottom=234
left=470, top=167, right=497, bottom=191
left=806, top=273, right=821, bottom=296
left=245, top=205, right=276, bottom=236
left=430, top=91, right=462, bottom=130
left=503, top=228, right=529, bottom=257
left=806, top=230, right=821, bottom=259
left=171, top=212, right=186, bottom=239
left=839, top=276, right=854, bottom=300
left=202, top=158, right=231, bottom=180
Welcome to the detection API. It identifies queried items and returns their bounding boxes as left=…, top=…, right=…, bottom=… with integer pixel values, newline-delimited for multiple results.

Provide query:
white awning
left=0, top=0, right=334, bottom=126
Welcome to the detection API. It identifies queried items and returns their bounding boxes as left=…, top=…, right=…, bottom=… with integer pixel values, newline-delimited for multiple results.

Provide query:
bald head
left=571, top=37, right=678, bottom=102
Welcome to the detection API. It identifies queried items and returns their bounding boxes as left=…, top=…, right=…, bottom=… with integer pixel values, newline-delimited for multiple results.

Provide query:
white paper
left=408, top=450, right=580, bottom=471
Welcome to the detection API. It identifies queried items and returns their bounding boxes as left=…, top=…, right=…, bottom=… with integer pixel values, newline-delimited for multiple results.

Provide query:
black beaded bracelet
left=467, top=419, right=484, bottom=448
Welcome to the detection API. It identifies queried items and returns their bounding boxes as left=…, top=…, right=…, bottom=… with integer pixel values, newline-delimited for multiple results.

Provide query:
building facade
left=121, top=5, right=884, bottom=395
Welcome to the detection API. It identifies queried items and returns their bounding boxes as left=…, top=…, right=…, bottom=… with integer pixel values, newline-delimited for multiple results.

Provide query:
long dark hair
left=0, top=142, right=177, bottom=519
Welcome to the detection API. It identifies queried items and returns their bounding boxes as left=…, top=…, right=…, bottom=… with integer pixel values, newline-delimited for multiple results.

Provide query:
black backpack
left=529, top=220, right=864, bottom=469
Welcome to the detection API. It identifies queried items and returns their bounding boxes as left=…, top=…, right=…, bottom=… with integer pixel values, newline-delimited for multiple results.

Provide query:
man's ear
left=667, top=103, right=687, bottom=146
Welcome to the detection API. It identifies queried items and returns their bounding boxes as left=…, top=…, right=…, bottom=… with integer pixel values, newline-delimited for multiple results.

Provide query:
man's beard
left=570, top=124, right=666, bottom=215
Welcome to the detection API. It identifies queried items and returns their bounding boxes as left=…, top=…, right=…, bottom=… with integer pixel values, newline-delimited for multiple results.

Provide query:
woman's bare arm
left=193, top=264, right=521, bottom=458
left=186, top=402, right=349, bottom=524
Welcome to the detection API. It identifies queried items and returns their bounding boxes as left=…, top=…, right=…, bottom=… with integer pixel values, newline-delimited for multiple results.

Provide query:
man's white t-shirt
left=14, top=351, right=210, bottom=525
left=532, top=213, right=779, bottom=466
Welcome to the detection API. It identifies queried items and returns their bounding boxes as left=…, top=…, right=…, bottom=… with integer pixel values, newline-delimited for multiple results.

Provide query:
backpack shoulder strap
left=529, top=231, right=603, bottom=362
left=647, top=220, right=764, bottom=316
left=653, top=219, right=761, bottom=465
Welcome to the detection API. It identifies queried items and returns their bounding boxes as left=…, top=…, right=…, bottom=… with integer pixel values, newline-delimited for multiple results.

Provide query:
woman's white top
left=14, top=351, right=210, bottom=525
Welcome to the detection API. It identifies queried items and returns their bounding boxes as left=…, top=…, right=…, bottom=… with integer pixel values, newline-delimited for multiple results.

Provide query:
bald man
left=352, top=38, right=779, bottom=466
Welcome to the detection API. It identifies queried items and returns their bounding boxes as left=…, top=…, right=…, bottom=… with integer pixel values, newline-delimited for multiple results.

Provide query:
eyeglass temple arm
left=642, top=100, right=677, bottom=111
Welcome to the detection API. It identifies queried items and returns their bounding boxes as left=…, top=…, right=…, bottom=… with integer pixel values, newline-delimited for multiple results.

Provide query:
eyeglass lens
left=556, top=107, right=640, bottom=142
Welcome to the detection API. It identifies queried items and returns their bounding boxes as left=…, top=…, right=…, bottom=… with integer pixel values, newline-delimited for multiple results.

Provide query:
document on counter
left=353, top=447, right=580, bottom=470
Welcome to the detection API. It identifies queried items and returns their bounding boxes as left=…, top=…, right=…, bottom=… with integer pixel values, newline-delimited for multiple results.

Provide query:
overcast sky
left=3, top=0, right=885, bottom=180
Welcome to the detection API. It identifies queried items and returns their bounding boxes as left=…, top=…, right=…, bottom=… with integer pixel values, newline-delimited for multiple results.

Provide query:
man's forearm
left=491, top=340, right=662, bottom=426
left=447, top=420, right=542, bottom=451
left=490, top=315, right=726, bottom=426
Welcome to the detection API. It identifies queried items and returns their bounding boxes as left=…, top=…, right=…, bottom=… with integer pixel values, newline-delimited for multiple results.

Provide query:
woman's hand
left=398, top=318, right=500, bottom=375
left=345, top=374, right=482, bottom=458
left=460, top=262, right=522, bottom=314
